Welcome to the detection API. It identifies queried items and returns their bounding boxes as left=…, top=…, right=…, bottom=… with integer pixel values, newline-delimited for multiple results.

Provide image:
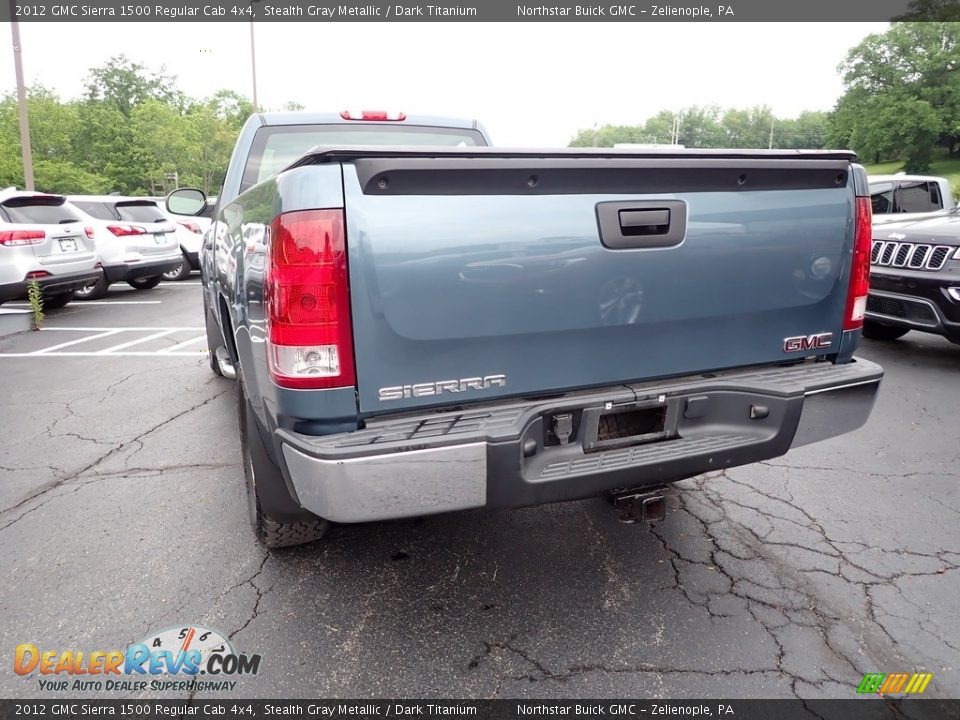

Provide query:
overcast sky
left=0, top=22, right=888, bottom=146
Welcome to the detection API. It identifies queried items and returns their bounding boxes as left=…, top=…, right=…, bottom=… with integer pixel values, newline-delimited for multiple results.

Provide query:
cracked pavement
left=0, top=282, right=957, bottom=700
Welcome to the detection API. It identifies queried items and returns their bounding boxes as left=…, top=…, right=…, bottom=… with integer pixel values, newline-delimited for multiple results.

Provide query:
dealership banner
left=0, top=699, right=958, bottom=719
left=0, top=0, right=953, bottom=21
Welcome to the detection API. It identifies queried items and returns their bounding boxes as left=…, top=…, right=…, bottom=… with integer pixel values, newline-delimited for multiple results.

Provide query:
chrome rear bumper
left=278, top=358, right=883, bottom=523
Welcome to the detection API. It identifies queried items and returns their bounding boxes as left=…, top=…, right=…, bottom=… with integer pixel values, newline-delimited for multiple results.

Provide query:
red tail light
left=84, top=226, right=95, bottom=239
left=107, top=225, right=146, bottom=237
left=0, top=229, right=45, bottom=246
left=178, top=221, right=202, bottom=234
left=843, top=196, right=872, bottom=331
left=25, top=270, right=51, bottom=279
left=265, top=209, right=355, bottom=389
left=339, top=110, right=406, bottom=121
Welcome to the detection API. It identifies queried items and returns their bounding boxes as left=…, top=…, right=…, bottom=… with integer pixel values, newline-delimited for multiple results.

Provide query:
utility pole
left=249, top=21, right=259, bottom=110
left=9, top=18, right=34, bottom=190
left=768, top=117, right=775, bottom=149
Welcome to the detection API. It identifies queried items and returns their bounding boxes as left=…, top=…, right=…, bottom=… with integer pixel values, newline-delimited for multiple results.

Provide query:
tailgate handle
left=619, top=209, right=671, bottom=234
left=597, top=200, right=687, bottom=250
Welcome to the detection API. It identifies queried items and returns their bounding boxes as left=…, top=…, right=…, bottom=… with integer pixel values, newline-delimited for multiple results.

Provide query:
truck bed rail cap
left=283, top=146, right=858, bottom=171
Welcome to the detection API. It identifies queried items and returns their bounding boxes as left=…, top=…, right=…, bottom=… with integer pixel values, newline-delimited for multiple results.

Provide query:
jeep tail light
left=25, top=270, right=51, bottom=279
left=843, top=196, right=872, bottom=331
left=0, top=229, right=45, bottom=246
left=107, top=225, right=146, bottom=237
left=84, top=226, right=95, bottom=239
left=266, top=209, right=355, bottom=389
left=178, top=221, right=202, bottom=234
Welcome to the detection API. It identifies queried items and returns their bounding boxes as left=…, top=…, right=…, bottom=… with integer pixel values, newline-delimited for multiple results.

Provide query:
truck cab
left=869, top=173, right=953, bottom=225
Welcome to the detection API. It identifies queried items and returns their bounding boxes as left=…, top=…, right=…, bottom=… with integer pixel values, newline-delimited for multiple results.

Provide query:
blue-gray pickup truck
left=168, top=111, right=883, bottom=548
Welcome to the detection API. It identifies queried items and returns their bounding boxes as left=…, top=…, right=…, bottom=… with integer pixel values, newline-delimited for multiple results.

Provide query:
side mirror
left=166, top=188, right=207, bottom=216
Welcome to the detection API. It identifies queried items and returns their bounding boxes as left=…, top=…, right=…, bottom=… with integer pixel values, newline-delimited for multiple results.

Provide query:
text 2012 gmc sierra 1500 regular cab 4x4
left=168, top=110, right=883, bottom=548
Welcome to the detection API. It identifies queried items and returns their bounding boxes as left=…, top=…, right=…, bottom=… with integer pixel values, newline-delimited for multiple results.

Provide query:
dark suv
left=865, top=213, right=960, bottom=343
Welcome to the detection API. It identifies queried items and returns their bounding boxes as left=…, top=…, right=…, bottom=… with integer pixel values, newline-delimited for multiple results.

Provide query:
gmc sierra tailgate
left=314, top=148, right=858, bottom=414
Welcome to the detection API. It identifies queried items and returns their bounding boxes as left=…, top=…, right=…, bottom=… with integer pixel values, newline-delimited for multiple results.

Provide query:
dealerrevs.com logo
left=14, top=625, right=261, bottom=692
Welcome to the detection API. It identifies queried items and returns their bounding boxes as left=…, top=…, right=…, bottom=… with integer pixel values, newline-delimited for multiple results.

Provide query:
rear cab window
left=870, top=182, right=894, bottom=214
left=897, top=181, right=943, bottom=213
left=241, top=124, right=487, bottom=192
left=0, top=196, right=83, bottom=224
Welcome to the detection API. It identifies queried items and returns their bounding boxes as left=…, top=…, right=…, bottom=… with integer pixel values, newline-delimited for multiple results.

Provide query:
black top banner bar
left=1, top=0, right=957, bottom=21
left=1, top=699, right=959, bottom=720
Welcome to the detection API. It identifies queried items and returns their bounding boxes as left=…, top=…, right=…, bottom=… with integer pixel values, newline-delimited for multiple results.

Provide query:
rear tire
left=75, top=274, right=108, bottom=301
left=238, top=370, right=328, bottom=548
left=862, top=321, right=910, bottom=341
left=162, top=252, right=192, bottom=281
left=128, top=275, right=163, bottom=290
left=42, top=291, right=74, bottom=309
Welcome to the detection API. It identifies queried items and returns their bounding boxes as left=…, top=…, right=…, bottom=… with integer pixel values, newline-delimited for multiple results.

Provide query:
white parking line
left=7, top=301, right=163, bottom=306
left=97, top=329, right=178, bottom=354
left=34, top=329, right=125, bottom=354
left=158, top=335, right=206, bottom=354
left=41, top=326, right=204, bottom=331
left=0, top=327, right=208, bottom=358
left=0, top=351, right=206, bottom=357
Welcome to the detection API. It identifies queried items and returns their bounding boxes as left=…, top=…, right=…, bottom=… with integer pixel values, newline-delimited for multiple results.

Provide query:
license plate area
left=582, top=399, right=679, bottom=453
left=58, top=238, right=78, bottom=252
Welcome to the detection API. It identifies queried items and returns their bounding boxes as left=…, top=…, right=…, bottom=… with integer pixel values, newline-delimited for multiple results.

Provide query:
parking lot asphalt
left=0, top=279, right=958, bottom=700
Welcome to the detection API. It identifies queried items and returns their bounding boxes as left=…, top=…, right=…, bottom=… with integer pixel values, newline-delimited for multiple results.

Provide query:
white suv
left=151, top=195, right=214, bottom=281
left=67, top=196, right=182, bottom=300
left=0, top=189, right=102, bottom=309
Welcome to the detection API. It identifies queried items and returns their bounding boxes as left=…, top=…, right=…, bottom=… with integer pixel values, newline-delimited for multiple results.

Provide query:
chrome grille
left=908, top=245, right=931, bottom=268
left=871, top=240, right=953, bottom=270
left=893, top=244, right=911, bottom=266
left=880, top=243, right=896, bottom=264
left=929, top=246, right=951, bottom=269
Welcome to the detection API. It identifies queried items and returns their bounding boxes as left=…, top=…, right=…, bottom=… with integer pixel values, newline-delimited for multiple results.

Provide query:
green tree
left=201, top=89, right=256, bottom=130
left=184, top=104, right=237, bottom=194
left=568, top=105, right=824, bottom=150
left=673, top=106, right=725, bottom=147
left=569, top=124, right=653, bottom=147
left=84, top=55, right=184, bottom=117
left=720, top=106, right=775, bottom=148
left=774, top=111, right=829, bottom=149
left=829, top=23, right=960, bottom=171
left=0, top=60, right=257, bottom=196
left=129, top=99, right=199, bottom=193
left=74, top=101, right=138, bottom=192
left=33, top=159, right=112, bottom=194
left=0, top=87, right=111, bottom=193
left=894, top=0, right=960, bottom=20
